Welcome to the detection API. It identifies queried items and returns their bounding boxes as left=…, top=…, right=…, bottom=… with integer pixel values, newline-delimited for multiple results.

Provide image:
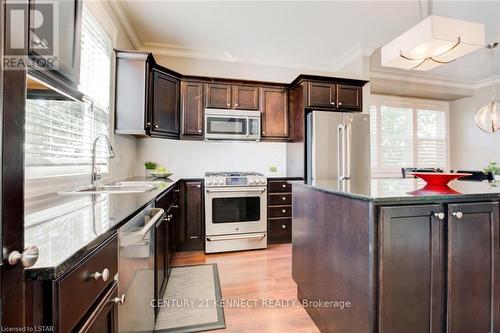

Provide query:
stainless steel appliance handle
left=337, top=124, right=344, bottom=180
left=206, top=188, right=266, bottom=193
left=344, top=124, right=351, bottom=180
left=206, top=233, right=266, bottom=241
left=120, top=208, right=165, bottom=246
left=246, top=116, right=250, bottom=137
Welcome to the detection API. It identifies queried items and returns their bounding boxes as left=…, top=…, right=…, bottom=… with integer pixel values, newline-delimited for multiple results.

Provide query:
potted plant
left=484, top=162, right=500, bottom=181
left=144, top=161, right=157, bottom=178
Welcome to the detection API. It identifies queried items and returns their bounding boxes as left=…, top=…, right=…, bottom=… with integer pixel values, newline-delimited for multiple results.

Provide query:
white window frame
left=24, top=2, right=117, bottom=199
left=370, top=94, right=450, bottom=178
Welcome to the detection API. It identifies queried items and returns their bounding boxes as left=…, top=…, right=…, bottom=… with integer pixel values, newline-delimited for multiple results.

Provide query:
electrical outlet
left=269, top=166, right=277, bottom=173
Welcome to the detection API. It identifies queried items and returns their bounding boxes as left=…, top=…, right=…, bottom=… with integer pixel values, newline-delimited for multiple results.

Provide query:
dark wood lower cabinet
left=268, top=179, right=294, bottom=244
left=78, top=282, right=119, bottom=333
left=379, top=204, right=444, bottom=333
left=379, top=202, right=500, bottom=333
left=182, top=181, right=204, bottom=251
left=447, top=202, right=500, bottom=333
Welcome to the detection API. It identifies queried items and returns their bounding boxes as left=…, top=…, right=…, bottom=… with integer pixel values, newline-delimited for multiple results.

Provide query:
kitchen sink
left=59, top=181, right=161, bottom=195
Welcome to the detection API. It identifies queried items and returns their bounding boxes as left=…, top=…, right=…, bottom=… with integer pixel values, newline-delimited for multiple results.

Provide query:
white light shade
left=381, top=15, right=485, bottom=71
left=474, top=100, right=500, bottom=133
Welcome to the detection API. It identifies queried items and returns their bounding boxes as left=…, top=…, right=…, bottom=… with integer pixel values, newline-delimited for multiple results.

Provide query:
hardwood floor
left=172, top=244, right=320, bottom=333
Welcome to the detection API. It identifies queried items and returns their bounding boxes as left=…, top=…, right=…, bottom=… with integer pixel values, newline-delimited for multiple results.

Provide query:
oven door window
left=212, top=197, right=260, bottom=223
left=207, top=116, right=247, bottom=135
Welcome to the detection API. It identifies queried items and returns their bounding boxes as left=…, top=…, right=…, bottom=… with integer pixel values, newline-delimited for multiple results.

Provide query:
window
left=370, top=95, right=449, bottom=178
left=25, top=5, right=112, bottom=182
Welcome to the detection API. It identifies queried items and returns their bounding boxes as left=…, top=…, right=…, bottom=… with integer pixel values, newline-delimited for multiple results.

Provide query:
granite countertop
left=24, top=177, right=182, bottom=280
left=296, top=178, right=500, bottom=203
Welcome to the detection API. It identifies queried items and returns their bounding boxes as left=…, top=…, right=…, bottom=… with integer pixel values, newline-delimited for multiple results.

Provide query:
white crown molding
left=107, top=0, right=142, bottom=49
left=474, top=74, right=500, bottom=89
left=333, top=42, right=376, bottom=71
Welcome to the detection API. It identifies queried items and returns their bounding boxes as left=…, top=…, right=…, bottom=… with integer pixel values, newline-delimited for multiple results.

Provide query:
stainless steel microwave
left=204, top=109, right=261, bottom=141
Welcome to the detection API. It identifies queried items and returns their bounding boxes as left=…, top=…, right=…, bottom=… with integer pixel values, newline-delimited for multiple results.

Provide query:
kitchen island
left=292, top=178, right=500, bottom=333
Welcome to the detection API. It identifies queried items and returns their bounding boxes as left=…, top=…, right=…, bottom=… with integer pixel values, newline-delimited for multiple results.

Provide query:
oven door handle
left=120, top=208, right=165, bottom=247
left=206, top=188, right=266, bottom=193
left=206, top=233, right=267, bottom=242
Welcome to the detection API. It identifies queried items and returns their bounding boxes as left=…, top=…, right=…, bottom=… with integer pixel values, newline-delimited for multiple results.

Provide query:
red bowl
left=408, top=172, right=472, bottom=186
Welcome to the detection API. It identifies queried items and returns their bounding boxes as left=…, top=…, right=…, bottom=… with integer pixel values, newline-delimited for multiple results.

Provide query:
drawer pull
left=282, top=209, right=286, bottom=213
left=282, top=197, right=286, bottom=201
left=282, top=184, right=286, bottom=188
left=110, top=294, right=126, bottom=305
left=174, top=189, right=180, bottom=193
left=92, top=268, right=110, bottom=282
left=172, top=205, right=179, bottom=209
left=452, top=211, right=463, bottom=219
left=282, top=224, right=286, bottom=229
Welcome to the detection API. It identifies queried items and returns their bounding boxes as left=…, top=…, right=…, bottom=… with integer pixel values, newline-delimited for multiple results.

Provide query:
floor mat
left=154, top=263, right=225, bottom=333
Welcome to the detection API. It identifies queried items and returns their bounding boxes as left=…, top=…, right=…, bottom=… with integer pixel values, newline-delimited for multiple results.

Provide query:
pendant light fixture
left=381, top=0, right=485, bottom=71
left=474, top=42, right=499, bottom=133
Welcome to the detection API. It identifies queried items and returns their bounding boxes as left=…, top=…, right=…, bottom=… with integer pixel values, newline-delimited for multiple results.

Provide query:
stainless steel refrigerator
left=306, top=111, right=370, bottom=190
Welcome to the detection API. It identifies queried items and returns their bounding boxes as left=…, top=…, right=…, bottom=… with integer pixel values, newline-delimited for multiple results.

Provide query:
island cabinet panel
left=233, top=85, right=259, bottom=110
left=150, top=69, right=180, bottom=138
left=261, top=87, right=289, bottom=140
left=205, top=83, right=232, bottom=109
left=447, top=202, right=500, bottom=333
left=181, top=81, right=204, bottom=137
left=378, top=205, right=445, bottom=333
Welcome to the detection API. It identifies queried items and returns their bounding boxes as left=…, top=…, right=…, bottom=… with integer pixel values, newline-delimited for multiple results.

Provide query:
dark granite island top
left=24, top=177, right=182, bottom=280
left=291, top=178, right=500, bottom=333
left=299, top=178, right=500, bottom=203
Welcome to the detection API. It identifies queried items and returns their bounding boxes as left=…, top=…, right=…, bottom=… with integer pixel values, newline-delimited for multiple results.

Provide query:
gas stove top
left=205, top=171, right=267, bottom=187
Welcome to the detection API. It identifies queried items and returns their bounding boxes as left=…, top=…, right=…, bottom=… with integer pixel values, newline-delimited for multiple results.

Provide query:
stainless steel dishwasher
left=118, top=206, right=165, bottom=333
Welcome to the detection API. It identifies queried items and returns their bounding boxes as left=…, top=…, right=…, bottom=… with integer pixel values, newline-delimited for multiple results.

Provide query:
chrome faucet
left=91, top=135, right=116, bottom=187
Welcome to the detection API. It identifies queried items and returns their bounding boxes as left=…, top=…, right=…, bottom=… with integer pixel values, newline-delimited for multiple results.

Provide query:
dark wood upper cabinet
left=150, top=69, right=180, bottom=138
left=261, top=87, right=289, bottom=139
left=337, top=84, right=362, bottom=111
left=205, top=83, right=232, bottom=109
left=447, top=202, right=499, bottom=333
left=29, top=0, right=82, bottom=89
left=379, top=204, right=445, bottom=333
left=181, top=81, right=204, bottom=137
left=307, top=82, right=335, bottom=108
left=233, top=85, right=259, bottom=110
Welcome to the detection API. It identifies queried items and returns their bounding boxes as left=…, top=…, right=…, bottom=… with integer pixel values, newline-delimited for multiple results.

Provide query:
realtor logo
left=4, top=0, right=59, bottom=70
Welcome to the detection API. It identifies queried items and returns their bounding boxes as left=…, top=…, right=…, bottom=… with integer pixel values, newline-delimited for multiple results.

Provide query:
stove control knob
left=260, top=178, right=266, bottom=184
left=219, top=179, right=224, bottom=185
left=249, top=179, right=255, bottom=184
left=207, top=180, right=213, bottom=186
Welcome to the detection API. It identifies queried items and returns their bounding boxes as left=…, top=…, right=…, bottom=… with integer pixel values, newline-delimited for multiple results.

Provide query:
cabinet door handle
left=235, top=103, right=239, bottom=107
left=338, top=102, right=343, bottom=106
left=330, top=101, right=335, bottom=105
left=282, top=209, right=286, bottom=213
left=196, top=184, right=201, bottom=188
left=174, top=189, right=180, bottom=193
left=282, top=197, right=287, bottom=201
left=7, top=245, right=39, bottom=268
left=262, top=131, right=266, bottom=135
left=91, top=268, right=110, bottom=281
left=198, top=129, right=202, bottom=133
left=189, top=236, right=198, bottom=239
left=282, top=184, right=286, bottom=188
left=452, top=212, right=463, bottom=219
left=154, top=124, right=159, bottom=129
left=172, top=205, right=179, bottom=209
left=433, top=212, right=445, bottom=220
left=282, top=224, right=286, bottom=229
left=110, top=294, right=126, bottom=305
left=227, top=103, right=230, bottom=107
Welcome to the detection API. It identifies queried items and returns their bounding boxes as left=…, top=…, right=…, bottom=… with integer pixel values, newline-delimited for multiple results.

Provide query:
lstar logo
left=4, top=0, right=59, bottom=70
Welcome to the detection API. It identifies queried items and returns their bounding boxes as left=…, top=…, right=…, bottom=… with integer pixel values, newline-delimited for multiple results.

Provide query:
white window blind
left=370, top=95, right=449, bottom=178
left=25, top=5, right=112, bottom=180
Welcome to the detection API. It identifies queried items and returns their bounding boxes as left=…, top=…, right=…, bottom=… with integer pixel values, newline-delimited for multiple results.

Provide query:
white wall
left=449, top=83, right=500, bottom=170
left=135, top=139, right=287, bottom=178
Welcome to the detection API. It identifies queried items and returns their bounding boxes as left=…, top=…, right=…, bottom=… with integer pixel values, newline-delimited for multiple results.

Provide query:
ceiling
left=113, top=0, right=500, bottom=85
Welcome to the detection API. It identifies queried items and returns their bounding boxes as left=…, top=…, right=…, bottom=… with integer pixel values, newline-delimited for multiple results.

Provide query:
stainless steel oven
left=204, top=109, right=261, bottom=141
left=205, top=172, right=267, bottom=253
